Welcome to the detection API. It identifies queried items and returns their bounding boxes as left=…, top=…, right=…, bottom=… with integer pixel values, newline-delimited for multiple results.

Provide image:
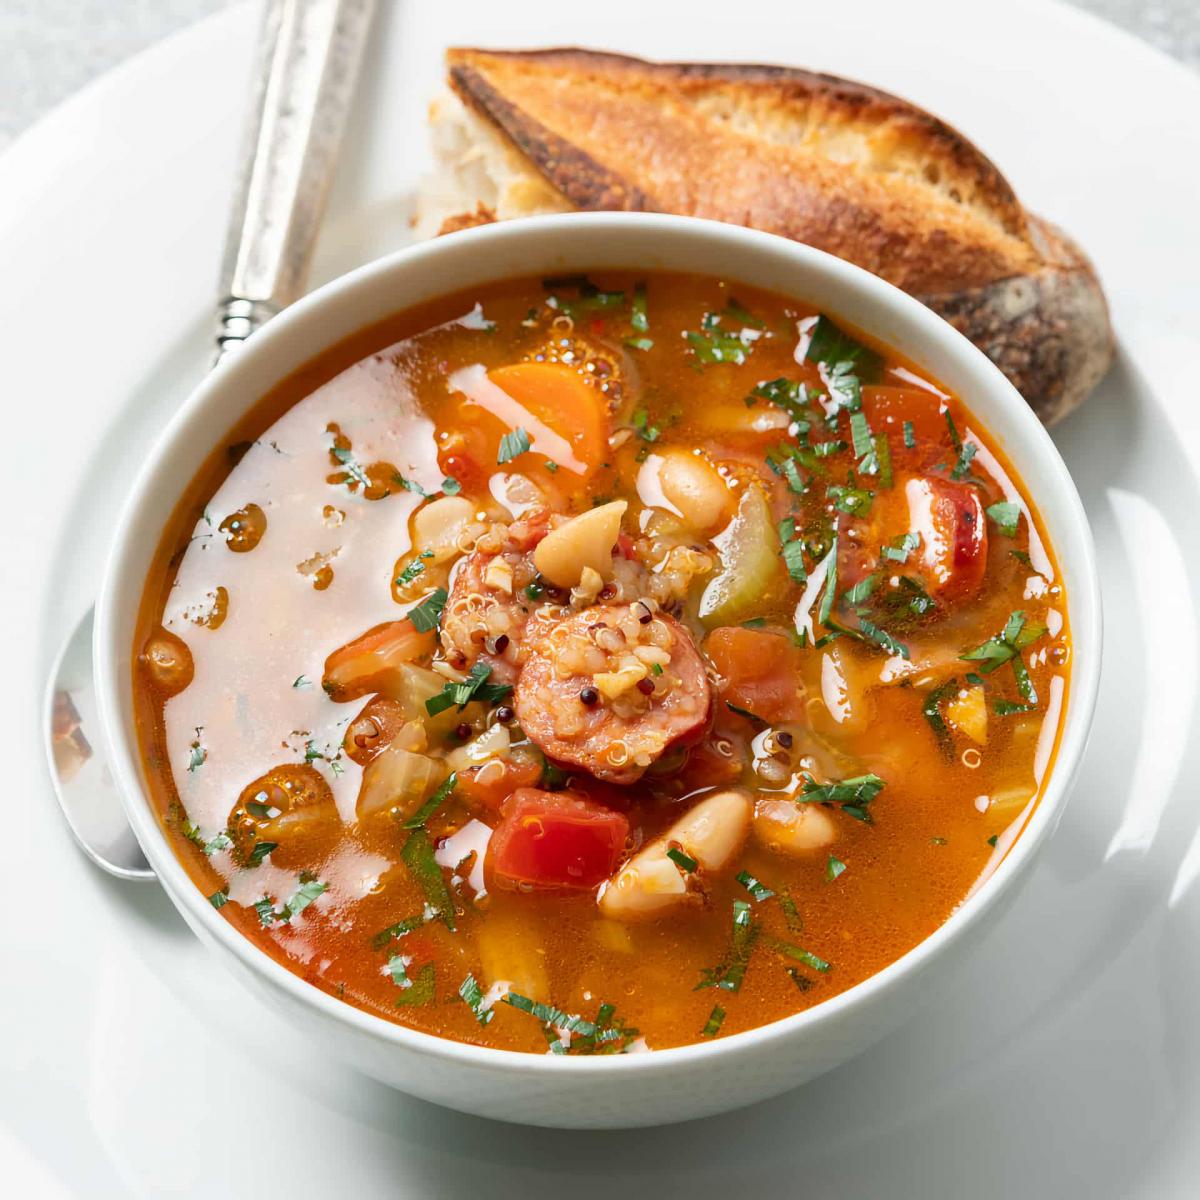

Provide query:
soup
left=133, top=271, right=1069, bottom=1054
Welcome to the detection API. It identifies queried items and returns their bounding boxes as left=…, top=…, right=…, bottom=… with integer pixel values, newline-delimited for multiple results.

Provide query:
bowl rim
left=94, top=211, right=1102, bottom=1077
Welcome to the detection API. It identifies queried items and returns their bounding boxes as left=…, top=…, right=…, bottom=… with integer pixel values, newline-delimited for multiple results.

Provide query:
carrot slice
left=488, top=362, right=609, bottom=476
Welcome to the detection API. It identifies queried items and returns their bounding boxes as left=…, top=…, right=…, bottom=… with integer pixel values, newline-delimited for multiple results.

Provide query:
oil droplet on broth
left=219, top=503, right=268, bottom=552
left=184, top=585, right=229, bottom=629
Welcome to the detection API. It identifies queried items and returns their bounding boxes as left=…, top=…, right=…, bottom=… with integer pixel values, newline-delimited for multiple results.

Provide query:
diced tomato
left=455, top=752, right=544, bottom=815
left=862, top=386, right=948, bottom=447
left=703, top=627, right=807, bottom=725
left=905, top=476, right=987, bottom=600
left=486, top=788, right=629, bottom=891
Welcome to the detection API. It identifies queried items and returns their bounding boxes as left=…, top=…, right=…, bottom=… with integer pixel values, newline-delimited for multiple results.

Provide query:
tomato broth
left=134, top=271, right=1070, bottom=1054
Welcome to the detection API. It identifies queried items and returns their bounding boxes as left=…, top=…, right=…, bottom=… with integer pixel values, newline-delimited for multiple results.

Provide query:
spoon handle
left=215, top=0, right=375, bottom=361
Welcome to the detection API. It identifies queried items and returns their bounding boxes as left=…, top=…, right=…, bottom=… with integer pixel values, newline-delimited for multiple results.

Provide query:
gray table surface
left=0, top=0, right=1197, bottom=153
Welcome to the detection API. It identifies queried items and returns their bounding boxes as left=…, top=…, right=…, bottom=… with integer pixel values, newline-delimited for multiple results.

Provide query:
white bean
left=753, top=798, right=837, bottom=855
left=412, top=495, right=476, bottom=563
left=658, top=449, right=733, bottom=533
left=533, top=500, right=627, bottom=588
left=599, top=789, right=751, bottom=919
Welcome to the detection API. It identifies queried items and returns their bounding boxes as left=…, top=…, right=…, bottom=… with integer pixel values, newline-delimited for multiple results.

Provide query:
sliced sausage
left=515, top=604, right=712, bottom=784
left=439, top=509, right=559, bottom=683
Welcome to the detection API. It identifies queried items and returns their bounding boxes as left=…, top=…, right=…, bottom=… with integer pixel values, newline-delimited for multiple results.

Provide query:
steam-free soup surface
left=134, top=272, right=1069, bottom=1053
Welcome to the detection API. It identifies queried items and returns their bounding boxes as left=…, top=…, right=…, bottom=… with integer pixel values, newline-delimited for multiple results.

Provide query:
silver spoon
left=41, top=0, right=376, bottom=881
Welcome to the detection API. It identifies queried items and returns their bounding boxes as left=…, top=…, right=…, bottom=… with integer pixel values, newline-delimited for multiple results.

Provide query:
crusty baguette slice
left=416, top=47, right=1112, bottom=425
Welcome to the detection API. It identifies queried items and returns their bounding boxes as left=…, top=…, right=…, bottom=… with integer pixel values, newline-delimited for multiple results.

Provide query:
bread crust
left=438, top=46, right=1113, bottom=423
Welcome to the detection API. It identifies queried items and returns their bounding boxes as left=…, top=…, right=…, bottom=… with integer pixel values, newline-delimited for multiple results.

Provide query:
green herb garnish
left=985, top=500, right=1021, bottom=537
left=394, top=963, right=435, bottom=1007
left=458, top=972, right=494, bottom=1025
left=881, top=532, right=920, bottom=564
left=247, top=840, right=277, bottom=867
left=799, top=773, right=885, bottom=823
left=402, top=771, right=458, bottom=830
left=407, top=586, right=448, bottom=633
left=772, top=939, right=831, bottom=973
left=208, top=890, right=228, bottom=910
left=631, top=407, right=661, bottom=443
left=825, top=855, right=847, bottom=882
left=401, top=829, right=455, bottom=930
left=828, top=483, right=873, bottom=516
left=425, top=662, right=512, bottom=716
left=701, top=1005, right=726, bottom=1038
left=921, top=676, right=960, bottom=756
left=283, top=877, right=327, bottom=920
left=804, top=315, right=883, bottom=381
left=666, top=846, right=698, bottom=873
left=631, top=282, right=649, bottom=332
left=497, top=427, right=531, bottom=464
left=736, top=870, right=775, bottom=902
left=686, top=318, right=753, bottom=365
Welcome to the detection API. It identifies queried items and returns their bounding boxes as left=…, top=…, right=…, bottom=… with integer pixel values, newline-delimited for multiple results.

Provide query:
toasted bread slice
left=417, top=47, right=1112, bottom=424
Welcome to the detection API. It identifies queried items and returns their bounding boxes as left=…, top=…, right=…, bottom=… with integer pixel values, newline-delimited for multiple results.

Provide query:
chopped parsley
left=696, top=900, right=760, bottom=993
left=401, top=829, right=456, bottom=930
left=208, top=890, right=229, bottom=910
left=330, top=444, right=371, bottom=490
left=401, top=771, right=458, bottom=829
left=187, top=733, right=206, bottom=773
left=630, top=283, right=649, bottom=332
left=425, top=662, right=513, bottom=716
left=943, top=410, right=979, bottom=481
left=292, top=675, right=312, bottom=689
left=828, top=483, right=873, bottom=516
left=497, top=427, right=531, bottom=464
left=921, top=676, right=960, bottom=756
left=394, top=963, right=435, bottom=1007
left=750, top=377, right=815, bottom=427
left=721, top=297, right=764, bottom=329
left=825, top=855, right=847, bottom=882
left=441, top=476, right=462, bottom=496
left=407, top=586, right=448, bottom=633
left=371, top=907, right=438, bottom=949
left=545, top=277, right=625, bottom=318
left=804, top=314, right=883, bottom=381
left=701, top=1005, right=726, bottom=1038
left=903, top=420, right=915, bottom=449
left=994, top=699, right=1038, bottom=716
left=799, top=772, right=885, bottom=823
left=772, top=939, right=832, bottom=974
left=987, top=835, right=999, bottom=848
left=247, top=840, right=277, bottom=867
left=631, top=407, right=661, bottom=442
left=686, top=314, right=755, bottom=365
left=960, top=610, right=1047, bottom=707
left=458, top=972, right=494, bottom=1025
left=736, top=870, right=775, bottom=902
left=817, top=535, right=839, bottom=628
left=625, top=336, right=654, bottom=351
left=666, top=846, right=698, bottom=873
left=283, top=876, right=327, bottom=920
left=985, top=500, right=1021, bottom=537
left=394, top=559, right=427, bottom=588
left=782, top=537, right=808, bottom=585
left=882, top=532, right=921, bottom=564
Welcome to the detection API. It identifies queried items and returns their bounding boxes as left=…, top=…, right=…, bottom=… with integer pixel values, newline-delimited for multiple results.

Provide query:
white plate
left=3, top=0, right=1198, bottom=1194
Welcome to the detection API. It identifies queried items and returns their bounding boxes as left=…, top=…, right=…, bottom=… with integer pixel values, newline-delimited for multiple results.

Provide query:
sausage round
left=514, top=604, right=712, bottom=784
